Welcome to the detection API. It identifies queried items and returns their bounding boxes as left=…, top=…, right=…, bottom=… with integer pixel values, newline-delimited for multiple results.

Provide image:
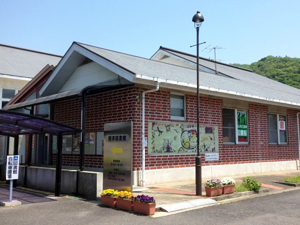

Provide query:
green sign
left=237, top=111, right=248, bottom=143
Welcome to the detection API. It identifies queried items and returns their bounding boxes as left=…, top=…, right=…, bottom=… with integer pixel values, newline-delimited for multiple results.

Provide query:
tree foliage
left=232, top=56, right=300, bottom=89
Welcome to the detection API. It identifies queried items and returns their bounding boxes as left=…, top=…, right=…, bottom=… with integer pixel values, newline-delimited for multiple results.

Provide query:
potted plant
left=101, top=189, right=119, bottom=208
left=221, top=177, right=236, bottom=194
left=205, top=178, right=223, bottom=197
left=133, top=194, right=156, bottom=215
left=116, top=191, right=135, bottom=211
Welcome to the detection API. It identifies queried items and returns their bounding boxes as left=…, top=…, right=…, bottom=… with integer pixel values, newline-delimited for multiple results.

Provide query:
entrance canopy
left=0, top=110, right=80, bottom=196
left=0, top=110, right=80, bottom=136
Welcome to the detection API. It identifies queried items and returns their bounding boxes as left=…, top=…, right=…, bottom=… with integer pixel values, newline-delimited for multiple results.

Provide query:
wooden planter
left=116, top=198, right=133, bottom=211
left=205, top=186, right=223, bottom=197
left=133, top=201, right=156, bottom=215
left=101, top=195, right=116, bottom=208
left=222, top=184, right=235, bottom=194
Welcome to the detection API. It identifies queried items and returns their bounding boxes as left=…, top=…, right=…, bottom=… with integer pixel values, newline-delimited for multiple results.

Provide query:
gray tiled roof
left=7, top=42, right=300, bottom=110
left=79, top=43, right=300, bottom=107
left=161, top=48, right=300, bottom=96
left=0, top=44, right=61, bottom=78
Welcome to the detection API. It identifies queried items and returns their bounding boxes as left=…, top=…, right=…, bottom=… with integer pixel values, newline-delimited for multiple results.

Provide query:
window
left=223, top=109, right=235, bottom=143
left=1, top=88, right=18, bottom=109
left=2, top=89, right=15, bottom=99
left=222, top=109, right=249, bottom=144
left=268, top=114, right=287, bottom=144
left=170, top=94, right=185, bottom=120
left=53, top=132, right=104, bottom=155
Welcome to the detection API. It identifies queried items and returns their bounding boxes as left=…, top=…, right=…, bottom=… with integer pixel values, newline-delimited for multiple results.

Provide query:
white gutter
left=297, top=113, right=300, bottom=170
left=0, top=73, right=31, bottom=81
left=141, top=81, right=159, bottom=186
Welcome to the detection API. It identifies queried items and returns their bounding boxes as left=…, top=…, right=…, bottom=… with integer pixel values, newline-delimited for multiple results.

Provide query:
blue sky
left=1, top=0, right=299, bottom=64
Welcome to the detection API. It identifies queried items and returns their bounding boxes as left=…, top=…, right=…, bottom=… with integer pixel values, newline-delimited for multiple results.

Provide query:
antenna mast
left=208, top=46, right=224, bottom=74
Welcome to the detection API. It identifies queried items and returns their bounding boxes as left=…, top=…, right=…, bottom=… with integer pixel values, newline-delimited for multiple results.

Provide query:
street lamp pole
left=192, top=11, right=204, bottom=196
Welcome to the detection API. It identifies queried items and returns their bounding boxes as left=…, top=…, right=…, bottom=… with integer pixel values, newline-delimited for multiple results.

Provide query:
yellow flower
left=118, top=190, right=135, bottom=199
left=101, top=189, right=119, bottom=197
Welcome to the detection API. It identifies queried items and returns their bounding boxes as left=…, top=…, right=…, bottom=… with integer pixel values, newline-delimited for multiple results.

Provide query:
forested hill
left=232, top=56, right=300, bottom=89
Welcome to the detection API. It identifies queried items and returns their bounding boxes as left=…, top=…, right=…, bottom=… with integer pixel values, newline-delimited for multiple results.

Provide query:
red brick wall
left=53, top=87, right=140, bottom=168
left=220, top=104, right=299, bottom=165
left=53, top=85, right=299, bottom=170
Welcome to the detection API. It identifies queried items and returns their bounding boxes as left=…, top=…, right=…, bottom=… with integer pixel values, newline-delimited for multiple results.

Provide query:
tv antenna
left=207, top=45, right=224, bottom=74
left=190, top=41, right=206, bottom=48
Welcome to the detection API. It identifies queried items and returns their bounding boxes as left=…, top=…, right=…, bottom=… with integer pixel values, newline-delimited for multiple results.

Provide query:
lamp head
left=192, top=11, right=204, bottom=28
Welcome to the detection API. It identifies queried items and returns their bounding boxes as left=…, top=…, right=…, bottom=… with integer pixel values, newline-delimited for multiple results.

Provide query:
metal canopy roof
left=0, top=110, right=80, bottom=136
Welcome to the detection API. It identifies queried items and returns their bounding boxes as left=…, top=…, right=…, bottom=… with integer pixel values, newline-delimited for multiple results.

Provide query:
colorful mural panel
left=148, top=121, right=219, bottom=155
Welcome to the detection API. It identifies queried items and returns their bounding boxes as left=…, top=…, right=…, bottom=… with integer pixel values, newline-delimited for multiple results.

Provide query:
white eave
left=0, top=73, right=32, bottom=81
left=134, top=74, right=300, bottom=109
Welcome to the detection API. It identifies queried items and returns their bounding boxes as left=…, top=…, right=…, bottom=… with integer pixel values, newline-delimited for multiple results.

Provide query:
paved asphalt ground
left=0, top=189, right=300, bottom=225
left=0, top=170, right=300, bottom=224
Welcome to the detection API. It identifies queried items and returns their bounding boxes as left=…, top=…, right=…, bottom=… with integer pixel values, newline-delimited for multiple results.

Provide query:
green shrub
left=235, top=183, right=249, bottom=192
left=284, top=176, right=300, bottom=183
left=242, top=177, right=261, bottom=192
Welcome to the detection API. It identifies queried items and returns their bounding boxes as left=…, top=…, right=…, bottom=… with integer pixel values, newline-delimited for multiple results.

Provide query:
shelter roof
left=0, top=110, right=80, bottom=136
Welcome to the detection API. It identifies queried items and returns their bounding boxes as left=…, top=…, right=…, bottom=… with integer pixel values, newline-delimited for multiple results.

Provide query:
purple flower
left=134, top=194, right=155, bottom=203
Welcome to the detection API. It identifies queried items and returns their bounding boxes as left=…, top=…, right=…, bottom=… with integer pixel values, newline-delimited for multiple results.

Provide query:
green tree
left=232, top=56, right=300, bottom=89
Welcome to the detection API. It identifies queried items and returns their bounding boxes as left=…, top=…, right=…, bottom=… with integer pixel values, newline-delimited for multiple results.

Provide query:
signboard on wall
left=103, top=122, right=132, bottom=191
left=237, top=110, right=248, bottom=143
left=279, top=116, right=286, bottom=131
left=237, top=111, right=248, bottom=143
left=6, top=155, right=19, bottom=180
left=205, top=153, right=219, bottom=161
left=148, top=121, right=218, bottom=155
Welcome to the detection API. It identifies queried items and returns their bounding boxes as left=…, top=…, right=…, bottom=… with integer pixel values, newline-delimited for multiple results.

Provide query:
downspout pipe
left=297, top=113, right=300, bottom=169
left=78, top=85, right=99, bottom=171
left=141, top=81, right=159, bottom=186
left=80, top=92, right=86, bottom=171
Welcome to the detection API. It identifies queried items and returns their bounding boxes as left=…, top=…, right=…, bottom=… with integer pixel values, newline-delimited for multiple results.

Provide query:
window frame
left=1, top=88, right=18, bottom=109
left=170, top=93, right=186, bottom=121
left=268, top=114, right=287, bottom=145
left=223, top=108, right=249, bottom=145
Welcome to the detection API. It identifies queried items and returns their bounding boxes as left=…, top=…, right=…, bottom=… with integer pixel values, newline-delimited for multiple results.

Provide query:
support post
left=9, top=180, right=13, bottom=202
left=13, top=136, right=19, bottom=188
left=25, top=106, right=34, bottom=187
left=24, top=134, right=33, bottom=187
left=55, top=134, right=63, bottom=196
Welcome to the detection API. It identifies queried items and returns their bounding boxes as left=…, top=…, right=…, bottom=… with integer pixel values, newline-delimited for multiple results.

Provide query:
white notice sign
left=205, top=153, right=219, bottom=161
left=6, top=155, right=19, bottom=180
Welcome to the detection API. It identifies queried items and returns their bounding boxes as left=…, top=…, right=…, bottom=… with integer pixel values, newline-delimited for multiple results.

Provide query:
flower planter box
left=133, top=202, right=156, bottom=215
left=101, top=196, right=116, bottom=208
left=116, top=198, right=133, bottom=211
left=205, top=186, right=223, bottom=197
left=222, top=184, right=235, bottom=194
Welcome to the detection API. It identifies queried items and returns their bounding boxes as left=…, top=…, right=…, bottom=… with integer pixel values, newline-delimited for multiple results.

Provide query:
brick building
left=5, top=42, right=300, bottom=188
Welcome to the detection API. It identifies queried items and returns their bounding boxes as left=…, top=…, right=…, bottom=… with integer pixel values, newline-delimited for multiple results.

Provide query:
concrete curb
left=211, top=187, right=270, bottom=201
left=274, top=181, right=300, bottom=187
left=159, top=198, right=218, bottom=212
left=0, top=200, right=22, bottom=207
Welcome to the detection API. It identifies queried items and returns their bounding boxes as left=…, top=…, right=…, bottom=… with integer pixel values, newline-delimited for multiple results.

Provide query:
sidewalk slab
left=0, top=185, right=55, bottom=205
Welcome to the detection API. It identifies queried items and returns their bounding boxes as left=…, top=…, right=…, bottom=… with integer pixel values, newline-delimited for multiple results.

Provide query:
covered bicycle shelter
left=0, top=110, right=80, bottom=196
